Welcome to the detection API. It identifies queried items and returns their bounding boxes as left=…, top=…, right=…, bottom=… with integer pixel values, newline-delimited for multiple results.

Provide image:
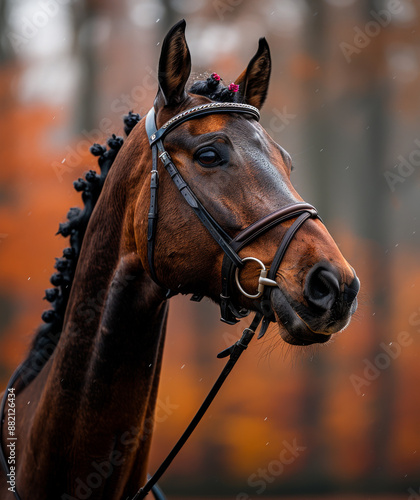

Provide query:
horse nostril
left=304, top=265, right=340, bottom=312
left=343, top=275, right=360, bottom=305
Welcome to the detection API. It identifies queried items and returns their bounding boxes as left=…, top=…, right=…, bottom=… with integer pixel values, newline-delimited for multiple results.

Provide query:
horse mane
left=16, top=111, right=142, bottom=391
left=16, top=73, right=232, bottom=390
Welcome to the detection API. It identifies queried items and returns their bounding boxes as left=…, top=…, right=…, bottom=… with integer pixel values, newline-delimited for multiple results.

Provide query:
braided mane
left=17, top=74, right=232, bottom=390
left=16, top=112, right=141, bottom=390
left=189, top=73, right=240, bottom=103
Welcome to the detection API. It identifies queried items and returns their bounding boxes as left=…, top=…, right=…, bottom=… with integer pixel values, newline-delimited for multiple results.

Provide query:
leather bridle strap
left=148, top=102, right=260, bottom=144
left=257, top=210, right=319, bottom=337
left=267, top=212, right=314, bottom=277
left=231, top=204, right=318, bottom=251
left=131, top=312, right=263, bottom=500
left=147, top=126, right=163, bottom=288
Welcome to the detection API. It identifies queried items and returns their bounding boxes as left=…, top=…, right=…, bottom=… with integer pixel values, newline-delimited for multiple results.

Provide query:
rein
left=0, top=101, right=320, bottom=500
left=132, top=312, right=263, bottom=500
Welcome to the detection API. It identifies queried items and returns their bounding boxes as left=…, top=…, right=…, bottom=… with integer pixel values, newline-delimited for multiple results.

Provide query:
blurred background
left=0, top=0, right=419, bottom=498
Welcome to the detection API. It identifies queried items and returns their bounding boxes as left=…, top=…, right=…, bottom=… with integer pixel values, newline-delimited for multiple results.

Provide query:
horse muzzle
left=271, top=264, right=360, bottom=346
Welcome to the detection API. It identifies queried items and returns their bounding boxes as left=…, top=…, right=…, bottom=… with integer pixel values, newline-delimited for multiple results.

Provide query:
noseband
left=145, top=101, right=320, bottom=338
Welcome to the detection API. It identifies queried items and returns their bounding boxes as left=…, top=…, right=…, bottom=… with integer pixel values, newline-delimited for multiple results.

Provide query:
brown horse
left=0, top=20, right=359, bottom=499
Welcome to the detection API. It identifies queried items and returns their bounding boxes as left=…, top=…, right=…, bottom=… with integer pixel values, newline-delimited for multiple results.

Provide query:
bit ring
left=235, top=257, right=278, bottom=299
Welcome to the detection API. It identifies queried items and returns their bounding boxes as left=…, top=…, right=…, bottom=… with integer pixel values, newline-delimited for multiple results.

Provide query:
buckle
left=158, top=151, right=171, bottom=165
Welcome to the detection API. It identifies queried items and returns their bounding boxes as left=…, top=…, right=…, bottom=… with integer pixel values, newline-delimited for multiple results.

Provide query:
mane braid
left=189, top=74, right=241, bottom=103
left=15, top=112, right=142, bottom=392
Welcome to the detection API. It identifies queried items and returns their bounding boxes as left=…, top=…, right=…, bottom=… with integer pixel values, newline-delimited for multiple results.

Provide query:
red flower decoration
left=228, top=83, right=239, bottom=93
left=211, top=72, right=221, bottom=81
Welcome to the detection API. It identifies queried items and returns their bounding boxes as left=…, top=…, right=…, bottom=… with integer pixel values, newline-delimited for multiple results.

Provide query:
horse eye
left=196, top=148, right=222, bottom=167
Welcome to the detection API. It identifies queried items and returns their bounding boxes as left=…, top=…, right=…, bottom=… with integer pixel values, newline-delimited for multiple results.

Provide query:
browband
left=147, top=102, right=260, bottom=146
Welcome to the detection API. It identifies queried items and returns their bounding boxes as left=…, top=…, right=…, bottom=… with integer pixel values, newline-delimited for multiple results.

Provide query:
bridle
left=128, top=102, right=320, bottom=499
left=0, top=101, right=320, bottom=500
left=144, top=101, right=320, bottom=337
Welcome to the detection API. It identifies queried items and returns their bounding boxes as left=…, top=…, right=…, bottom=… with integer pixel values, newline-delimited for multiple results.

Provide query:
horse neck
left=21, top=131, right=168, bottom=497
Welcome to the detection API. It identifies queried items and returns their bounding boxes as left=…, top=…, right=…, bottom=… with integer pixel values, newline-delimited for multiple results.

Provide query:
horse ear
left=156, top=19, right=191, bottom=107
left=235, top=38, right=271, bottom=110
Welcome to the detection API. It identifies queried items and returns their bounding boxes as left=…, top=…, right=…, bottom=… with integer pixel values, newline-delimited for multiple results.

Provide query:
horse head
left=128, top=20, right=359, bottom=346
